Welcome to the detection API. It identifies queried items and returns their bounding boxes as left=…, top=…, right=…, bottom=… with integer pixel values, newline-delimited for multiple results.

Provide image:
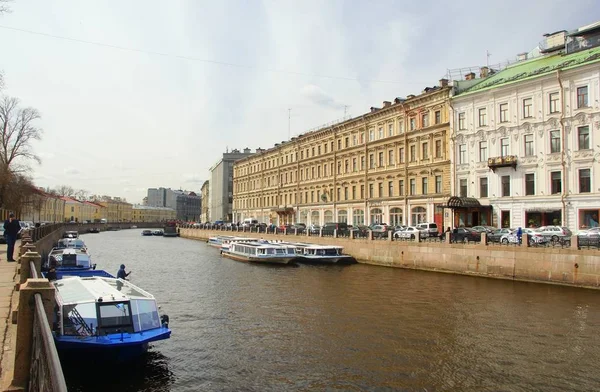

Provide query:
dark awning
left=442, top=197, right=490, bottom=209
left=273, top=207, right=295, bottom=214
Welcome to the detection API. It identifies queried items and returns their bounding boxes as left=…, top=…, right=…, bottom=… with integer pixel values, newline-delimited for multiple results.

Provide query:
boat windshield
left=62, top=302, right=96, bottom=336
left=98, top=301, right=133, bottom=334
left=130, top=299, right=161, bottom=332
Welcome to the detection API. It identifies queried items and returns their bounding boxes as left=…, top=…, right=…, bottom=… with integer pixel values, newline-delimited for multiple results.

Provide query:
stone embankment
left=179, top=228, right=600, bottom=290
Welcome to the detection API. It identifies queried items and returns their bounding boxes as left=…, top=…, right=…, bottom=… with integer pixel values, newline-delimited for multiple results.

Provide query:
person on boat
left=117, top=264, right=131, bottom=280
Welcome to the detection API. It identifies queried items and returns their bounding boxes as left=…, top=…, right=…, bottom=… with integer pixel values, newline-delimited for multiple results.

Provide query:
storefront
left=274, top=207, right=295, bottom=225
left=524, top=208, right=562, bottom=228
left=443, top=197, right=492, bottom=228
left=578, top=208, right=600, bottom=229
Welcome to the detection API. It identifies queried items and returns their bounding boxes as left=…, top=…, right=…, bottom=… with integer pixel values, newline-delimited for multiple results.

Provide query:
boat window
left=324, top=249, right=338, bottom=256
left=130, top=299, right=161, bottom=332
left=267, top=248, right=275, bottom=254
left=62, top=302, right=96, bottom=336
left=98, top=302, right=132, bottom=331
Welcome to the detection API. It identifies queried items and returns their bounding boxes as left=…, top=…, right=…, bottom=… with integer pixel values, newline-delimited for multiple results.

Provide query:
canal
left=63, top=229, right=600, bottom=391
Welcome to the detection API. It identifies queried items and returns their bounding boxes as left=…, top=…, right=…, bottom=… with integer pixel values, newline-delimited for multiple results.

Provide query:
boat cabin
left=62, top=231, right=79, bottom=239
left=230, top=242, right=296, bottom=256
left=48, top=248, right=93, bottom=270
left=53, top=277, right=163, bottom=337
left=56, top=238, right=87, bottom=251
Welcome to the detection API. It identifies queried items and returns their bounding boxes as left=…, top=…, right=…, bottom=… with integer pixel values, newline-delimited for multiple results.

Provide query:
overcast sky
left=0, top=0, right=597, bottom=203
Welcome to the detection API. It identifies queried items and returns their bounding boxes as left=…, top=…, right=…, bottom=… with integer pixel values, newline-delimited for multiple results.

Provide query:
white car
left=394, top=226, right=420, bottom=240
left=500, top=228, right=547, bottom=245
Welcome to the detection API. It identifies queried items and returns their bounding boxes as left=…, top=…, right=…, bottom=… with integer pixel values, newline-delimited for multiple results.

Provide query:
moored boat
left=207, top=235, right=236, bottom=248
left=292, top=243, right=356, bottom=264
left=152, top=230, right=164, bottom=236
left=221, top=241, right=298, bottom=265
left=141, top=230, right=153, bottom=236
left=52, top=276, right=171, bottom=362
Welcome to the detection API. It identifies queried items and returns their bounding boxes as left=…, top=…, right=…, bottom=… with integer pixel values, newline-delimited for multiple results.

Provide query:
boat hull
left=222, top=251, right=297, bottom=265
left=297, top=255, right=357, bottom=264
left=163, top=232, right=178, bottom=237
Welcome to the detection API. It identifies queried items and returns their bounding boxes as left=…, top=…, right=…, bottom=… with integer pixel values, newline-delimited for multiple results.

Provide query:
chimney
left=394, top=97, right=405, bottom=104
left=256, top=148, right=264, bottom=153
left=370, top=107, right=380, bottom=112
left=480, top=67, right=489, bottom=78
left=243, top=147, right=251, bottom=153
left=382, top=101, right=391, bottom=108
left=406, top=94, right=416, bottom=99
left=439, top=78, right=449, bottom=87
left=517, top=52, right=528, bottom=61
left=465, top=72, right=476, bottom=80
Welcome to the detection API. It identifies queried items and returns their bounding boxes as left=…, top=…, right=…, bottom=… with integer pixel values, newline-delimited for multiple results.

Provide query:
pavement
left=0, top=242, right=21, bottom=391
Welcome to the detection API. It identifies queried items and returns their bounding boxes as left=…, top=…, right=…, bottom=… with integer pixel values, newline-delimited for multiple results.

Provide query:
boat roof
left=54, top=276, right=155, bottom=305
left=233, top=241, right=293, bottom=249
left=274, top=241, right=343, bottom=250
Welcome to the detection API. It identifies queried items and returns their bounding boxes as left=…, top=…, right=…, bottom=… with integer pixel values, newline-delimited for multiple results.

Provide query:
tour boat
left=62, top=230, right=79, bottom=239
left=221, top=241, right=298, bottom=265
left=46, top=238, right=94, bottom=272
left=207, top=235, right=236, bottom=248
left=292, top=243, right=356, bottom=264
left=152, top=230, right=164, bottom=236
left=141, top=230, right=153, bottom=236
left=52, top=276, right=171, bottom=362
left=219, top=237, right=259, bottom=252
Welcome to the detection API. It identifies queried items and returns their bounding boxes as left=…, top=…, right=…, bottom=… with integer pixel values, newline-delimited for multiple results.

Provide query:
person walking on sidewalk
left=3, top=213, right=21, bottom=262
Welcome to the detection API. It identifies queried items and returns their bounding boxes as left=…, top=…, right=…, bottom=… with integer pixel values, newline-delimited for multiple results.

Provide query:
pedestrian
left=517, top=227, right=523, bottom=244
left=3, top=213, right=21, bottom=262
left=452, top=226, right=458, bottom=243
left=445, top=226, right=452, bottom=243
left=117, top=264, right=131, bottom=280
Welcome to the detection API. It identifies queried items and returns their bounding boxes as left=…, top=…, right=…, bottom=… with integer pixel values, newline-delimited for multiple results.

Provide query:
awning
left=273, top=207, right=295, bottom=214
left=525, top=208, right=561, bottom=213
left=441, top=197, right=491, bottom=209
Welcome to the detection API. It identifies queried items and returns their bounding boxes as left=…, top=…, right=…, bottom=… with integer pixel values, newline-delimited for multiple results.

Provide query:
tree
left=0, top=0, right=11, bottom=15
left=53, top=185, right=75, bottom=197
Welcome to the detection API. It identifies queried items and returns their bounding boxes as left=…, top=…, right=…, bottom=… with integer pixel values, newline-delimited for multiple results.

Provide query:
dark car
left=291, top=224, right=306, bottom=233
left=451, top=228, right=482, bottom=243
left=349, top=225, right=369, bottom=237
left=322, top=222, right=349, bottom=235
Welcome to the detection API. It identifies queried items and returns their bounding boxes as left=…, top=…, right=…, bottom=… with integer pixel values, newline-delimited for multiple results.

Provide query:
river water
left=62, top=229, right=600, bottom=392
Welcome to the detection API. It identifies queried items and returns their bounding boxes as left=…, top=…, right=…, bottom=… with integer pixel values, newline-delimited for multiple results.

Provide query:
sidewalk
left=0, top=242, right=20, bottom=391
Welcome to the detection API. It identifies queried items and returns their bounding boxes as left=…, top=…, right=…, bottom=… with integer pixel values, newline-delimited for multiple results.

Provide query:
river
left=62, top=229, right=600, bottom=391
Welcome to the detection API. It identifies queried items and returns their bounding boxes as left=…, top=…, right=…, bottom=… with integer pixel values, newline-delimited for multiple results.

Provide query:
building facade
left=210, top=149, right=256, bottom=223
left=131, top=205, right=176, bottom=222
left=201, top=180, right=210, bottom=222
left=20, top=189, right=66, bottom=223
left=96, top=197, right=133, bottom=222
left=233, top=84, right=452, bottom=228
left=450, top=26, right=600, bottom=231
left=147, top=188, right=201, bottom=221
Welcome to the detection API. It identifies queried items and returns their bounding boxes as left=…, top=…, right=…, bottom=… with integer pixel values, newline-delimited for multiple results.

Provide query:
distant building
left=20, top=188, right=66, bottom=223
left=146, top=187, right=201, bottom=221
left=131, top=205, right=176, bottom=222
left=95, top=197, right=133, bottom=222
left=201, top=180, right=210, bottom=222
left=210, top=148, right=257, bottom=223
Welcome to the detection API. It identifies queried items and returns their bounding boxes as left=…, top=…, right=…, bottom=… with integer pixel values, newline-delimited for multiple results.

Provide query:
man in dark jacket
left=117, top=264, right=131, bottom=280
left=3, top=213, right=21, bottom=262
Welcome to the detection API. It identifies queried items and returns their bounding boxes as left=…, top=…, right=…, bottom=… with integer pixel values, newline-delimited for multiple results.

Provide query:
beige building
left=21, top=189, right=66, bottom=223
left=201, top=180, right=210, bottom=222
left=233, top=81, right=452, bottom=228
left=96, top=197, right=133, bottom=222
left=131, top=204, right=176, bottom=222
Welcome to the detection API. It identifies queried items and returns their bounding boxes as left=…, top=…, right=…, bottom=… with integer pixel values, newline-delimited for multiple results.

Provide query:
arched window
left=411, top=207, right=427, bottom=226
left=390, top=208, right=403, bottom=226
left=324, top=210, right=333, bottom=223
left=370, top=208, right=383, bottom=225
left=299, top=210, right=308, bottom=224
left=353, top=209, right=365, bottom=226
left=338, top=210, right=348, bottom=223
left=311, top=210, right=320, bottom=226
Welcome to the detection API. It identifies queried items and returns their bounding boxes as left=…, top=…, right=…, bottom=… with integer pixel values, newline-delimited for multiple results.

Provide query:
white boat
left=221, top=241, right=298, bottom=265
left=207, top=235, right=236, bottom=248
left=219, top=237, right=259, bottom=252
left=275, top=242, right=356, bottom=264
left=47, top=248, right=94, bottom=271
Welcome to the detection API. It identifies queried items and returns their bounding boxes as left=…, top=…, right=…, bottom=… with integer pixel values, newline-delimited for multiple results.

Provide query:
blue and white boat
left=46, top=238, right=95, bottom=273
left=52, top=276, right=171, bottom=362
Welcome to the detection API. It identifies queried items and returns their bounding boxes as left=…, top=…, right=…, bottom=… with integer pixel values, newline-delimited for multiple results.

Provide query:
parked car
left=394, top=226, right=420, bottom=240
left=488, top=228, right=513, bottom=243
left=501, top=228, right=548, bottom=245
left=471, top=225, right=495, bottom=233
left=322, top=222, right=349, bottom=235
left=308, top=224, right=321, bottom=235
left=577, top=227, right=600, bottom=246
left=371, top=224, right=391, bottom=238
left=291, top=223, right=306, bottom=233
left=451, top=228, right=482, bottom=243
left=416, top=222, right=439, bottom=238
left=349, top=225, right=369, bottom=237
left=538, top=226, right=572, bottom=243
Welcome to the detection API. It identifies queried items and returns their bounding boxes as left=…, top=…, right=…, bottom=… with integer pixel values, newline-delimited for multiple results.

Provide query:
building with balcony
left=233, top=82, right=452, bottom=228
left=210, top=148, right=257, bottom=223
left=450, top=22, right=600, bottom=230
left=146, top=188, right=201, bottom=221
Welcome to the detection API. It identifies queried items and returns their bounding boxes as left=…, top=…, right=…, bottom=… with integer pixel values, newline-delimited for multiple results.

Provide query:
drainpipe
left=363, top=116, right=369, bottom=226
left=557, top=70, right=567, bottom=227
left=448, top=97, right=456, bottom=229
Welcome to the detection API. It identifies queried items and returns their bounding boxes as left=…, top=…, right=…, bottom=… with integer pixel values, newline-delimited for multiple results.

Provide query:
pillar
left=415, top=231, right=421, bottom=243
left=12, top=279, right=56, bottom=390
left=19, top=243, right=36, bottom=259
left=19, top=252, right=42, bottom=285
left=445, top=231, right=451, bottom=244
left=522, top=233, right=529, bottom=247
left=570, top=235, right=579, bottom=250
left=481, top=232, right=488, bottom=246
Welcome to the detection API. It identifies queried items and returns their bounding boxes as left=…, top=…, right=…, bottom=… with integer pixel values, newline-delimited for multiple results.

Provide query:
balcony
left=487, top=155, right=517, bottom=172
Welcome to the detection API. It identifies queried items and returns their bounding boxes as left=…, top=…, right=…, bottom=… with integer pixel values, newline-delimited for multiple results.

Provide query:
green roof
left=457, top=46, right=600, bottom=97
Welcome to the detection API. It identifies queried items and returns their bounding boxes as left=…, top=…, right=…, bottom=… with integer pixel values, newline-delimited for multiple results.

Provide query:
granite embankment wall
left=179, top=228, right=600, bottom=289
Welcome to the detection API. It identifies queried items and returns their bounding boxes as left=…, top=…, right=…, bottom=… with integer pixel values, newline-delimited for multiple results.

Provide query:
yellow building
left=21, top=189, right=66, bottom=223
left=233, top=80, right=452, bottom=228
left=96, top=197, right=133, bottom=222
left=131, top=205, right=176, bottom=222
left=62, top=197, right=83, bottom=222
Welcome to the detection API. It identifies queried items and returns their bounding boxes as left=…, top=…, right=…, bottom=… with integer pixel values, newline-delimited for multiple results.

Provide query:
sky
left=0, top=0, right=598, bottom=203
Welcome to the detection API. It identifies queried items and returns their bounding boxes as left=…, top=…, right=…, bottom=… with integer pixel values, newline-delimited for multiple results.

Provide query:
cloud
left=38, top=152, right=55, bottom=160
left=182, top=173, right=204, bottom=184
left=301, top=84, right=345, bottom=110
left=64, top=167, right=82, bottom=176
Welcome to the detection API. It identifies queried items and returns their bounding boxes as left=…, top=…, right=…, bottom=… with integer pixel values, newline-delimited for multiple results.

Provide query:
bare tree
left=74, top=189, right=89, bottom=201
left=0, top=0, right=11, bottom=15
left=53, top=185, right=75, bottom=197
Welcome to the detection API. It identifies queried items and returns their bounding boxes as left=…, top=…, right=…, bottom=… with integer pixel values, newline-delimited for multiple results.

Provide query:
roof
left=54, top=276, right=154, bottom=305
left=456, top=46, right=600, bottom=97
left=444, top=197, right=483, bottom=208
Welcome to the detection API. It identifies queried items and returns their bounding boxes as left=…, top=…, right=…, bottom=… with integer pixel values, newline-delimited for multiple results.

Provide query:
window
left=337, top=161, right=341, bottom=174
left=422, top=177, right=428, bottom=195
left=352, top=158, right=357, bottom=172
left=478, top=108, right=487, bottom=126
left=378, top=182, right=383, bottom=197
left=344, top=159, right=349, bottom=173
left=499, top=103, right=508, bottom=123
left=459, top=144, right=467, bottom=164
left=360, top=133, right=364, bottom=144
left=388, top=123, right=394, bottom=137
left=399, top=148, right=405, bottom=163
left=422, top=142, right=429, bottom=159
left=551, top=171, right=562, bottom=194
left=479, top=177, right=488, bottom=198
left=352, top=135, right=357, bottom=146
left=369, top=184, right=374, bottom=198
left=369, top=130, right=374, bottom=141
left=578, top=126, right=590, bottom=150
left=388, top=181, right=393, bottom=196
left=337, top=140, right=341, bottom=150
left=549, top=92, right=559, bottom=113
left=435, top=110, right=441, bottom=124
left=577, top=86, right=588, bottom=108
left=325, top=143, right=328, bottom=153
left=345, top=137, right=349, bottom=148
left=525, top=173, right=535, bottom=196
left=422, top=113, right=429, bottom=127
left=435, top=175, right=442, bottom=193
left=410, top=118, right=416, bottom=130
left=435, top=140, right=442, bottom=158
left=378, top=127, right=384, bottom=139
left=550, top=130, right=561, bottom=153
left=318, top=146, right=321, bottom=155
left=312, top=147, right=315, bottom=156
left=579, top=169, right=591, bottom=193
left=524, top=134, right=534, bottom=156
left=399, top=180, right=404, bottom=195
left=388, top=150, right=395, bottom=165
left=344, top=187, right=348, bottom=200
left=500, top=138, right=509, bottom=157
left=352, top=186, right=356, bottom=199
left=360, top=185, right=365, bottom=198
left=523, top=98, right=532, bottom=118
left=360, top=156, right=365, bottom=170
left=378, top=152, right=384, bottom=167
left=459, top=179, right=467, bottom=197
left=501, top=176, right=510, bottom=197
left=479, top=142, right=487, bottom=162
left=409, top=179, right=416, bottom=195
left=458, top=112, right=466, bottom=130
left=410, top=145, right=416, bottom=162
left=369, top=154, right=374, bottom=169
